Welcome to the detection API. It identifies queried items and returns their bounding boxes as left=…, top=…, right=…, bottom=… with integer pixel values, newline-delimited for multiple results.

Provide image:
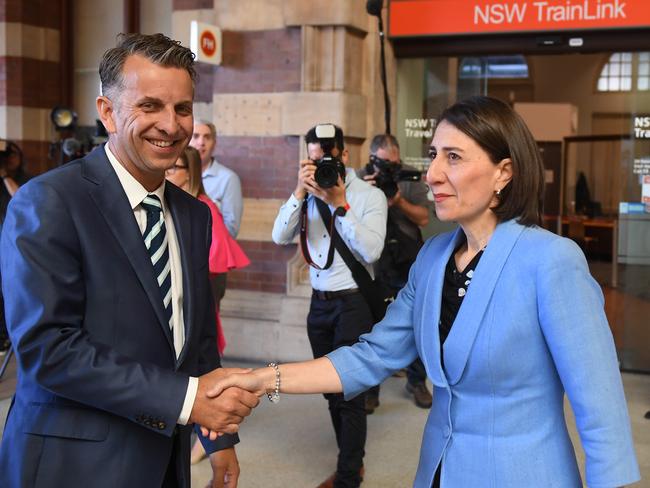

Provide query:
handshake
left=188, top=366, right=270, bottom=439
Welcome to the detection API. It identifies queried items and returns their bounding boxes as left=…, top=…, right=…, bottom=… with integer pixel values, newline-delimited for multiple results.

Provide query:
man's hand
left=362, top=172, right=378, bottom=186
left=294, top=159, right=317, bottom=200
left=189, top=368, right=259, bottom=436
left=206, top=447, right=240, bottom=488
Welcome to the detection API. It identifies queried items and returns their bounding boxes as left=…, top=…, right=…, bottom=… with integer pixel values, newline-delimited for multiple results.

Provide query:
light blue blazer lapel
left=418, top=227, right=465, bottom=387
left=443, top=219, right=525, bottom=385
left=83, top=150, right=175, bottom=355
left=166, top=185, right=195, bottom=367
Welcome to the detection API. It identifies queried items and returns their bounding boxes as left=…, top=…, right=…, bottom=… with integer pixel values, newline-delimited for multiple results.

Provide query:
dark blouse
left=433, top=243, right=484, bottom=488
left=439, top=244, right=484, bottom=367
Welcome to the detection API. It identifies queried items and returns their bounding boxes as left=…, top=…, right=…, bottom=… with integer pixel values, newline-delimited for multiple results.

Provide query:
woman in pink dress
left=165, top=147, right=250, bottom=355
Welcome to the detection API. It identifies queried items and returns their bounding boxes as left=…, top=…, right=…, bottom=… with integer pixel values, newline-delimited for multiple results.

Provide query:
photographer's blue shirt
left=272, top=169, right=387, bottom=292
left=202, top=158, right=243, bottom=238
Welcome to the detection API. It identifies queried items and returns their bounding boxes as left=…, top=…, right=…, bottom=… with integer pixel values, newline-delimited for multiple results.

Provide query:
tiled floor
left=1, top=359, right=648, bottom=487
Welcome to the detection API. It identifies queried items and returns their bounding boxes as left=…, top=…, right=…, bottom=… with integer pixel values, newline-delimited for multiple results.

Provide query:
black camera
left=312, top=124, right=346, bottom=189
left=0, top=140, right=22, bottom=168
left=366, top=155, right=422, bottom=198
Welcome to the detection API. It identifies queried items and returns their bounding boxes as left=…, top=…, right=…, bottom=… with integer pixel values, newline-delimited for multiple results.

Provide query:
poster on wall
left=389, top=0, right=650, bottom=38
left=642, top=175, right=650, bottom=204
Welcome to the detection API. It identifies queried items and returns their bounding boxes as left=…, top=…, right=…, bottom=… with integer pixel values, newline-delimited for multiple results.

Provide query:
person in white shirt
left=272, top=124, right=387, bottom=488
left=191, top=120, right=243, bottom=239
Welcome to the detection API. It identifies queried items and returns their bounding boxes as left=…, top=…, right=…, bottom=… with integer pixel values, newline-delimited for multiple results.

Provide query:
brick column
left=0, top=0, right=65, bottom=175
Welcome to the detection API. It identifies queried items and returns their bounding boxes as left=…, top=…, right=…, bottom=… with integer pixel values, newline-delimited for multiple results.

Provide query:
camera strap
left=314, top=198, right=392, bottom=321
left=314, top=198, right=373, bottom=290
left=299, top=196, right=337, bottom=270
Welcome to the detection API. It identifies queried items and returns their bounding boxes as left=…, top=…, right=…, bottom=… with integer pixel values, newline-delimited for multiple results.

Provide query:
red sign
left=389, top=0, right=650, bottom=38
left=200, top=30, right=217, bottom=57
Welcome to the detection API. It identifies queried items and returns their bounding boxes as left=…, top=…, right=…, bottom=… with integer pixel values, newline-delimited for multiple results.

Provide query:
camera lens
left=314, top=160, right=339, bottom=188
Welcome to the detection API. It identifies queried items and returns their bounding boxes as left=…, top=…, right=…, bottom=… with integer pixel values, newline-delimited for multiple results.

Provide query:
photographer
left=272, top=124, right=387, bottom=488
left=0, top=141, right=31, bottom=355
left=359, top=134, right=433, bottom=411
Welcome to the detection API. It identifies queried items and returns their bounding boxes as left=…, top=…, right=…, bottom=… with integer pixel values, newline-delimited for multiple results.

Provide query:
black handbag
left=314, top=198, right=393, bottom=322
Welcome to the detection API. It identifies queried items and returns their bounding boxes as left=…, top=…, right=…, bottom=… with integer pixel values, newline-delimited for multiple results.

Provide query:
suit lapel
left=443, top=219, right=524, bottom=385
left=166, top=185, right=195, bottom=367
left=418, top=228, right=464, bottom=387
left=83, top=148, right=175, bottom=354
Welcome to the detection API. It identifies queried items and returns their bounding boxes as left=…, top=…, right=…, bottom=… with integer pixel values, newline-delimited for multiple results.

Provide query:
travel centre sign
left=388, top=0, right=650, bottom=37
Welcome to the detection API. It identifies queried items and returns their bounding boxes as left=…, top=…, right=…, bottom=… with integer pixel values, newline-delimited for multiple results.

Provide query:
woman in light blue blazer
left=208, top=97, right=640, bottom=487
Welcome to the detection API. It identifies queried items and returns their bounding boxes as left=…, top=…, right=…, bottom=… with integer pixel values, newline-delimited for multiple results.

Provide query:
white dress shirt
left=105, top=145, right=198, bottom=425
left=272, top=169, right=387, bottom=291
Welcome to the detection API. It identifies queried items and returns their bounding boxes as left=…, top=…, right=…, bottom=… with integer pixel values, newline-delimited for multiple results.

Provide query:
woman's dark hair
left=178, top=146, right=205, bottom=198
left=438, top=96, right=544, bottom=227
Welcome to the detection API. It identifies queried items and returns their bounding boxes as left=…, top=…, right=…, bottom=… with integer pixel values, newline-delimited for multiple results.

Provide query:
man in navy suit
left=0, top=33, right=258, bottom=487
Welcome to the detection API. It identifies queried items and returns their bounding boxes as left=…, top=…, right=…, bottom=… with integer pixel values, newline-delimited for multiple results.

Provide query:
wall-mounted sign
left=619, top=201, right=649, bottom=214
left=633, top=115, right=650, bottom=139
left=190, top=21, right=222, bottom=65
left=404, top=117, right=437, bottom=138
left=634, top=157, right=650, bottom=175
left=389, top=0, right=650, bottom=38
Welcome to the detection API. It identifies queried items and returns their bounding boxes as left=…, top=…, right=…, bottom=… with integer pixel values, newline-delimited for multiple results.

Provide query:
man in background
left=360, top=134, right=433, bottom=411
left=272, top=124, right=387, bottom=488
left=191, top=120, right=243, bottom=238
left=0, top=141, right=30, bottom=356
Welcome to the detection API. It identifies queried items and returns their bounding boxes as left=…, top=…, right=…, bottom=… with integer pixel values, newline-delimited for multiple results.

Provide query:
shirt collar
left=202, top=157, right=221, bottom=177
left=104, top=144, right=167, bottom=212
left=344, top=167, right=357, bottom=189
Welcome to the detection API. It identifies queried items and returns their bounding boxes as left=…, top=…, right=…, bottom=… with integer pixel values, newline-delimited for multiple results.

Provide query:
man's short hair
left=194, top=119, right=217, bottom=140
left=99, top=33, right=196, bottom=98
left=369, top=134, right=399, bottom=155
left=305, top=124, right=345, bottom=152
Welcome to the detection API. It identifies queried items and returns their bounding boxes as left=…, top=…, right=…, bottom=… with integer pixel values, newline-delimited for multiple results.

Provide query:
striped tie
left=141, top=194, right=173, bottom=328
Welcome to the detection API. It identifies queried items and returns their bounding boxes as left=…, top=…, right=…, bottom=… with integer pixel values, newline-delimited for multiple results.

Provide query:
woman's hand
left=206, top=369, right=270, bottom=399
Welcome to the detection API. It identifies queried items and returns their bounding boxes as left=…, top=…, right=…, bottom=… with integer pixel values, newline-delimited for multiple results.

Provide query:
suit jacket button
left=144, top=419, right=151, bottom=426
left=158, top=422, right=166, bottom=430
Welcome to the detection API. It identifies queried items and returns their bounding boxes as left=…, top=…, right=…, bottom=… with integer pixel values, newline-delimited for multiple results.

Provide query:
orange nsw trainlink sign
left=389, top=0, right=650, bottom=37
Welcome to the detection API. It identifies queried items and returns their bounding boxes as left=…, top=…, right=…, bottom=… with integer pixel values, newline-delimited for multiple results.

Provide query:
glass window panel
left=639, top=52, right=650, bottom=62
left=611, top=53, right=621, bottom=62
left=622, top=63, right=632, bottom=76
left=639, top=77, right=649, bottom=91
left=639, top=63, right=649, bottom=76
left=609, top=63, right=621, bottom=76
left=622, top=52, right=632, bottom=62
left=600, top=64, right=609, bottom=77
left=598, top=78, right=608, bottom=91
left=610, top=77, right=620, bottom=91
left=621, top=77, right=632, bottom=91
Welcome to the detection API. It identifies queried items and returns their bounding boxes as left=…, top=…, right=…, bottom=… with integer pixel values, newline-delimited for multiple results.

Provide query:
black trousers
left=307, top=292, right=374, bottom=488
left=366, top=282, right=426, bottom=401
left=210, top=272, right=227, bottom=310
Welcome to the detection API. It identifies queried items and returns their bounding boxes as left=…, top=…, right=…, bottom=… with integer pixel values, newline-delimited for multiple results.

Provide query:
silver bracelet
left=266, top=362, right=280, bottom=403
